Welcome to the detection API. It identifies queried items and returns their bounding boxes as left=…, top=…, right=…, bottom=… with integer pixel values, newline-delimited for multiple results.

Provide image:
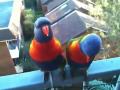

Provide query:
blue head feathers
left=80, top=33, right=102, bottom=57
left=34, top=17, right=53, bottom=42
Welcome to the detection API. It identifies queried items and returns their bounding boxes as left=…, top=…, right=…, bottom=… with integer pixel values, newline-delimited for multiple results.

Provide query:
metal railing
left=0, top=57, right=120, bottom=90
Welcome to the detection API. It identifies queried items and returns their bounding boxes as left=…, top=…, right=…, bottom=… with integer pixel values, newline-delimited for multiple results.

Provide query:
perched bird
left=66, top=33, right=102, bottom=68
left=29, top=17, right=65, bottom=71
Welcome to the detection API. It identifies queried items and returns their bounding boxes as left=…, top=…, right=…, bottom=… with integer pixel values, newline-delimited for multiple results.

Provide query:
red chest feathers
left=29, top=37, right=62, bottom=62
left=67, top=40, right=90, bottom=64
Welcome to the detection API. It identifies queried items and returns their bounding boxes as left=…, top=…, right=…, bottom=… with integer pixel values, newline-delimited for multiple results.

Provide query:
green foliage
left=22, top=9, right=43, bottom=41
left=24, top=0, right=36, bottom=9
left=20, top=0, right=44, bottom=71
left=23, top=9, right=34, bottom=41
left=23, top=0, right=44, bottom=41
left=101, top=0, right=120, bottom=39
left=90, top=0, right=120, bottom=56
left=18, top=39, right=39, bottom=72
left=24, top=10, right=34, bottom=21
left=21, top=55, right=39, bottom=72
left=34, top=10, right=44, bottom=21
left=23, top=20, right=34, bottom=38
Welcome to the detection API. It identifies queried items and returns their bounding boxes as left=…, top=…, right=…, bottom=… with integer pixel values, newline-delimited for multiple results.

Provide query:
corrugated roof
left=42, top=0, right=66, bottom=12
left=51, top=11, right=86, bottom=44
left=45, top=0, right=90, bottom=24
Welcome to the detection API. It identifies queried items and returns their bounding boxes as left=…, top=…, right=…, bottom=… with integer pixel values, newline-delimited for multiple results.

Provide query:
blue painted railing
left=0, top=57, right=120, bottom=90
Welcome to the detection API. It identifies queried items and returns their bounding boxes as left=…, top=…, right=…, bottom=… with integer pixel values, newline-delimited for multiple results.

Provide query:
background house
left=0, top=0, right=24, bottom=75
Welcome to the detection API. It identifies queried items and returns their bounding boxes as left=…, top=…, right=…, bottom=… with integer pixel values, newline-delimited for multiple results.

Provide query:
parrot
left=66, top=33, right=102, bottom=69
left=29, top=17, right=66, bottom=71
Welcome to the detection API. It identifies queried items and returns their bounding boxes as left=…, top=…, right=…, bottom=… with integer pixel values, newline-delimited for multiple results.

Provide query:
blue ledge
left=0, top=0, right=13, bottom=28
left=88, top=57, right=120, bottom=80
left=0, top=57, right=120, bottom=89
left=0, top=70, right=44, bottom=90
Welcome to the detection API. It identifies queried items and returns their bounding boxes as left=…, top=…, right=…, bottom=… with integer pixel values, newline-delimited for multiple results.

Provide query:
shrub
left=22, top=9, right=43, bottom=41
left=90, top=0, right=120, bottom=57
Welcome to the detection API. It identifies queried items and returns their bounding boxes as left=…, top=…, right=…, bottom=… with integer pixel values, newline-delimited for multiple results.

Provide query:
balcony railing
left=0, top=57, right=120, bottom=90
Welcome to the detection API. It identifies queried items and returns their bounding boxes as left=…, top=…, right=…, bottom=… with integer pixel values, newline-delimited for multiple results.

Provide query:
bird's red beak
left=42, top=25, right=49, bottom=36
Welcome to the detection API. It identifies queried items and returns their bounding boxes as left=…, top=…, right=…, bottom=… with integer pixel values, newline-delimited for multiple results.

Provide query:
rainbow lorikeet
left=66, top=33, right=102, bottom=68
left=29, top=17, right=65, bottom=71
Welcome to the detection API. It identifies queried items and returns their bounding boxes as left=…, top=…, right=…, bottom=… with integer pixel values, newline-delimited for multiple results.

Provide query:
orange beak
left=42, top=25, right=49, bottom=36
